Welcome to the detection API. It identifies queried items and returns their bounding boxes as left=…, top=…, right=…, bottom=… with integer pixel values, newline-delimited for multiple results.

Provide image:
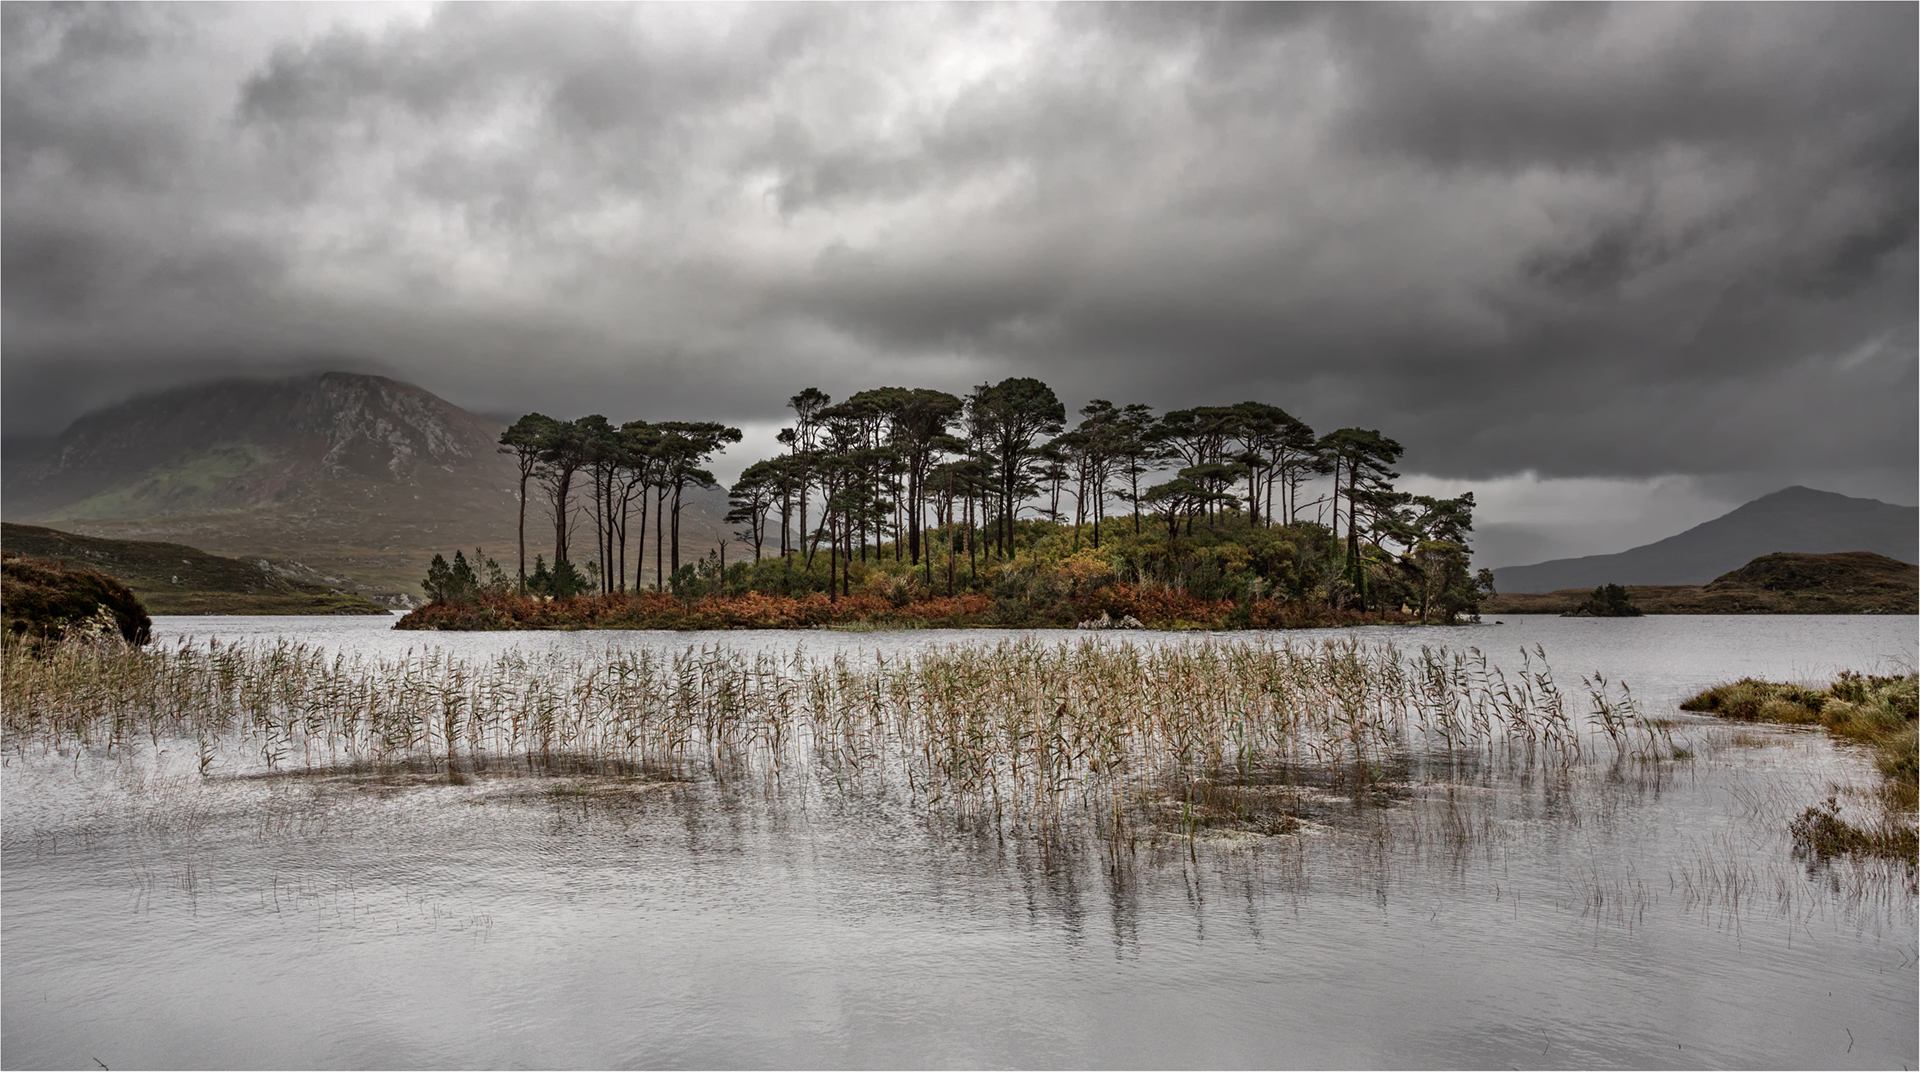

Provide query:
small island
left=397, top=380, right=1497, bottom=631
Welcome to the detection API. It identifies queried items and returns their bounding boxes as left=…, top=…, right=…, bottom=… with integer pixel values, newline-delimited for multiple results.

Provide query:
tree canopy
left=472, top=376, right=1483, bottom=623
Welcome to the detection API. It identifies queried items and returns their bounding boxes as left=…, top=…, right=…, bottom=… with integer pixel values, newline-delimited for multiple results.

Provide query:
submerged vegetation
left=416, top=378, right=1493, bottom=628
left=1682, top=672, right=1918, bottom=865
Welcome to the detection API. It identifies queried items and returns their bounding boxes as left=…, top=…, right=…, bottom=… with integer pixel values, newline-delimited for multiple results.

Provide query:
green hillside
left=0, top=523, right=389, bottom=615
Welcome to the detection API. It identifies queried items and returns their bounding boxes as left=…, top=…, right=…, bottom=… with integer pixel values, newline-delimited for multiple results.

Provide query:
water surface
left=5, top=616, right=1915, bottom=1069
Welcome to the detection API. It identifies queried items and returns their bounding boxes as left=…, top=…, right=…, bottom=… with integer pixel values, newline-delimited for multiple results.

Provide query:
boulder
left=1078, top=611, right=1145, bottom=630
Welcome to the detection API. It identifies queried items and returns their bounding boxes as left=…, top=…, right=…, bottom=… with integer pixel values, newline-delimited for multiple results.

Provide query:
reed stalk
left=4, top=632, right=1676, bottom=837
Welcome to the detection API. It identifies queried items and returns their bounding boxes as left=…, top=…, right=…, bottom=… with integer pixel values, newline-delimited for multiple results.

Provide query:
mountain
left=1491, top=487, right=1918, bottom=594
left=1, top=523, right=389, bottom=615
left=1484, top=551, right=1916, bottom=615
left=1, top=372, right=727, bottom=601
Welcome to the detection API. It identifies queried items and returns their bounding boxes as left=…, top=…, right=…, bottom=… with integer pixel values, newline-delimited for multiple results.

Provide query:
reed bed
left=4, top=633, right=1674, bottom=833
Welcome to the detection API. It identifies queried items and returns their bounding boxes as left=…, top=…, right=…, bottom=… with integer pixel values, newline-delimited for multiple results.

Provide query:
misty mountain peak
left=4, top=371, right=506, bottom=521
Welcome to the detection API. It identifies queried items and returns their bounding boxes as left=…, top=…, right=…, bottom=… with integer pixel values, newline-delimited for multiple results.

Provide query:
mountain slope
left=1, top=523, right=389, bottom=615
left=1485, top=551, right=1917, bottom=615
left=1, top=372, right=726, bottom=601
left=6, top=372, right=509, bottom=519
left=1491, top=487, right=1918, bottom=593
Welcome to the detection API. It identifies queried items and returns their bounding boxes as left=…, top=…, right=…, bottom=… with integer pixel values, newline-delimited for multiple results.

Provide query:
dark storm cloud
left=3, top=2, right=1913, bottom=509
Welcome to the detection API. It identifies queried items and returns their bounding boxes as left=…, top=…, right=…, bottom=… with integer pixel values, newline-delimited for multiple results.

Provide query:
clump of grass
left=1756, top=697, right=1822, bottom=724
left=1685, top=671, right=1918, bottom=865
left=1679, top=678, right=1824, bottom=722
left=1791, top=795, right=1919, bottom=867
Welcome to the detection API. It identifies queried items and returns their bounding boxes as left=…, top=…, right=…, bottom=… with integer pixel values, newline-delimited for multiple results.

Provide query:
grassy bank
left=1, top=523, right=389, bottom=615
left=393, top=586, right=1416, bottom=631
left=1681, top=672, right=1917, bottom=865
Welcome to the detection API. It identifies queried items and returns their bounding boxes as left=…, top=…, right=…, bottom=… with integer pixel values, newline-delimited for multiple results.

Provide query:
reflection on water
left=4, top=616, right=1915, bottom=1069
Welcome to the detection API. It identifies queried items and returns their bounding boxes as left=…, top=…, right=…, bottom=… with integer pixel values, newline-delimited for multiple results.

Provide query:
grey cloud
left=1, top=6, right=213, bottom=193
left=1326, top=5, right=1914, bottom=170
left=2, top=2, right=1912, bottom=510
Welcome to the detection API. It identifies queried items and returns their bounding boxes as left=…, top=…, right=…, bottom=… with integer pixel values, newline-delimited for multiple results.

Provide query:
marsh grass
left=9, top=646, right=1909, bottom=940
left=1682, top=672, right=1918, bottom=866
left=5, top=632, right=1681, bottom=848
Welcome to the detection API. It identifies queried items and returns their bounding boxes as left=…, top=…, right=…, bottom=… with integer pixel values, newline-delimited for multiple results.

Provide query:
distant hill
left=0, top=372, right=727, bottom=601
left=1484, top=551, right=1917, bottom=615
left=1490, top=487, right=1918, bottom=594
left=1, top=523, right=388, bottom=615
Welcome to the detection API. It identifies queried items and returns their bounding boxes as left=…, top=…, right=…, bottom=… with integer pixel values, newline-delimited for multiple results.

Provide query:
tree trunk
left=1131, top=467, right=1142, bottom=535
left=635, top=484, right=649, bottom=592
left=908, top=465, right=921, bottom=566
left=616, top=491, right=628, bottom=591
left=1092, top=476, right=1103, bottom=550
left=552, top=469, right=574, bottom=566
left=800, top=473, right=814, bottom=569
left=670, top=482, right=683, bottom=581
left=1076, top=473, right=1086, bottom=545
left=1346, top=468, right=1362, bottom=611
left=593, top=474, right=606, bottom=593
left=966, top=493, right=976, bottom=584
left=516, top=470, right=528, bottom=592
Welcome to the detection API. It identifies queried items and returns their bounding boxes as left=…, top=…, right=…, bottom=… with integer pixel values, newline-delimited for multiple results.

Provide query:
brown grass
left=3, top=633, right=1683, bottom=845
left=1683, top=672, right=1918, bottom=863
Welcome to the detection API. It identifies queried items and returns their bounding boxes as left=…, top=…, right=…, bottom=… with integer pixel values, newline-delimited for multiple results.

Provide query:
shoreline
left=391, top=588, right=1426, bottom=632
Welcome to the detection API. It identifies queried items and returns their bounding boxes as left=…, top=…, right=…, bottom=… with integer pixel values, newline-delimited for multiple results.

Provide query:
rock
left=1078, top=611, right=1145, bottom=630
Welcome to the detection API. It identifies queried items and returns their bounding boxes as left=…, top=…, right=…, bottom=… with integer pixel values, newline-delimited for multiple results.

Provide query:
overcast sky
left=4, top=3, right=1914, bottom=566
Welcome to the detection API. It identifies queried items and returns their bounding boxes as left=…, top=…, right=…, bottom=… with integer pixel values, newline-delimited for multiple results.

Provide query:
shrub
left=1568, top=583, right=1642, bottom=617
left=0, top=553, right=151, bottom=647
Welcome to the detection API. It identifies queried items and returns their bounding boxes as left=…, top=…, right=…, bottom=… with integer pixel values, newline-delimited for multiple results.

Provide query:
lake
left=4, top=615, right=1915, bottom=1069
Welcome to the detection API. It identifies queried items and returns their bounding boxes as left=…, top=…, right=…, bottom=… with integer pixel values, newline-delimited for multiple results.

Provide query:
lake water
left=4, top=616, right=1916, bottom=1069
